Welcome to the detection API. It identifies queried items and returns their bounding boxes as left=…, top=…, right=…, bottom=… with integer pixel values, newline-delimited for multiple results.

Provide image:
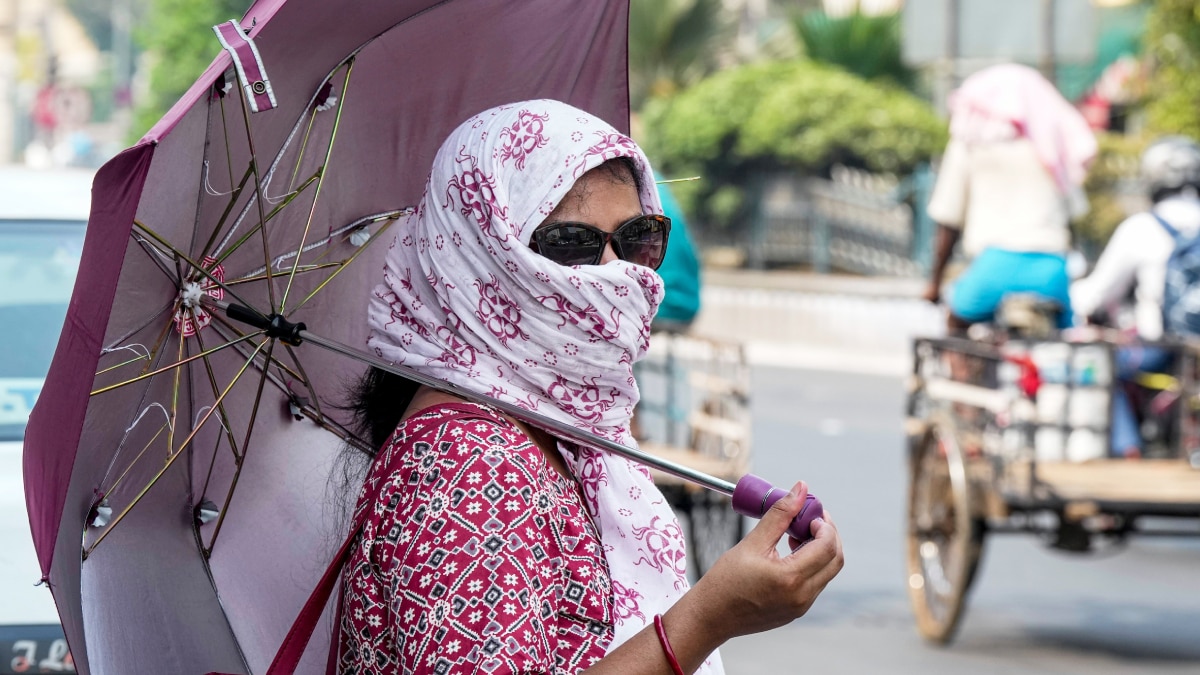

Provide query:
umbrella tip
left=195, top=500, right=221, bottom=526
left=88, top=498, right=112, bottom=529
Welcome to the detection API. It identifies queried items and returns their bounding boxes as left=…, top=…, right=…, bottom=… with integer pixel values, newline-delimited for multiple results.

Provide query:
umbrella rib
left=137, top=307, right=179, bottom=378
left=206, top=311, right=307, bottom=384
left=91, top=331, right=264, bottom=396
left=224, top=262, right=342, bottom=287
left=233, top=80, right=279, bottom=313
left=206, top=318, right=374, bottom=454
left=131, top=233, right=183, bottom=285
left=189, top=313, right=245, bottom=461
left=100, top=303, right=174, bottom=357
left=166, top=330, right=186, bottom=455
left=286, top=107, right=320, bottom=195
left=83, top=340, right=269, bottom=560
left=289, top=212, right=401, bottom=315
left=96, top=353, right=153, bottom=377
left=95, top=328, right=176, bottom=488
left=133, top=220, right=269, bottom=324
left=282, top=342, right=323, bottom=420
left=220, top=95, right=237, bottom=203
left=290, top=396, right=373, bottom=454
left=238, top=208, right=406, bottom=281
left=203, top=338, right=276, bottom=556
left=212, top=171, right=320, bottom=267
left=197, top=164, right=255, bottom=263
left=102, top=423, right=170, bottom=500
left=279, top=59, right=355, bottom=314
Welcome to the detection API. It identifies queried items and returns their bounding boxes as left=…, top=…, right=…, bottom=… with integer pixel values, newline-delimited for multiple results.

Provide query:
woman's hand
left=685, top=481, right=844, bottom=642
left=587, top=482, right=843, bottom=674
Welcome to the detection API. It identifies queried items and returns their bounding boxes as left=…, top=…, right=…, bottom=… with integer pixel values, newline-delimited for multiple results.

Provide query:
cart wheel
left=906, top=413, right=985, bottom=644
left=688, top=490, right=745, bottom=577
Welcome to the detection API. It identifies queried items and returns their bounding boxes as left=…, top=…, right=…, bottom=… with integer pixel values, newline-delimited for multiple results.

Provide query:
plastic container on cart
left=1038, top=384, right=1069, bottom=424
left=1032, top=343, right=1072, bottom=383
left=1071, top=345, right=1112, bottom=386
left=1036, top=426, right=1066, bottom=462
left=1068, top=388, right=1109, bottom=429
left=1067, top=428, right=1106, bottom=462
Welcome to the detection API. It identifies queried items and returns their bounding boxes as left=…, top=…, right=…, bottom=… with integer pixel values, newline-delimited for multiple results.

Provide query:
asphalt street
left=714, top=366, right=1200, bottom=674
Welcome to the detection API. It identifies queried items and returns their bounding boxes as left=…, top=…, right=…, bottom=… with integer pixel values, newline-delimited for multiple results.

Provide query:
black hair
left=346, top=366, right=421, bottom=457
left=598, top=155, right=646, bottom=195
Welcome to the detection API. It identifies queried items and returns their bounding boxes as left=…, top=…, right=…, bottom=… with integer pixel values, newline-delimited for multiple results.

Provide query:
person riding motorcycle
left=1071, top=135, right=1200, bottom=457
left=923, top=64, right=1097, bottom=334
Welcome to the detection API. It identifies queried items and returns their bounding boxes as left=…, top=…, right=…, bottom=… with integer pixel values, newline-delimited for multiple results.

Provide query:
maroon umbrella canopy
left=23, top=1, right=631, bottom=672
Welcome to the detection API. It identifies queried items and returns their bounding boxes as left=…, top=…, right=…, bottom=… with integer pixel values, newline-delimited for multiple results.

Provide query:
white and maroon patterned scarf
left=367, top=100, right=722, bottom=672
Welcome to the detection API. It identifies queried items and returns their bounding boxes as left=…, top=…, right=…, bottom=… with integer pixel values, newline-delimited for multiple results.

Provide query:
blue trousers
left=950, top=248, right=1072, bottom=328
left=1111, top=345, right=1173, bottom=456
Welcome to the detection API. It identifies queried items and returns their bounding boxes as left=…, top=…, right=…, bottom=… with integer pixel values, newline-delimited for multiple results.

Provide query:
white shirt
left=927, top=137, right=1072, bottom=257
left=1071, top=196, right=1200, bottom=339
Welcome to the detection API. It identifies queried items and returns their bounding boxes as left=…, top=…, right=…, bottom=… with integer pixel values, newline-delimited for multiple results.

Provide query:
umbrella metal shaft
left=299, top=329, right=737, bottom=495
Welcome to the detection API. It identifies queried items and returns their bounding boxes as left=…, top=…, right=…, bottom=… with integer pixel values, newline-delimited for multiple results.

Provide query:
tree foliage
left=131, top=0, right=250, bottom=138
left=1145, top=0, right=1200, bottom=138
left=792, top=10, right=916, bottom=89
left=628, top=0, right=732, bottom=110
left=640, top=60, right=946, bottom=232
left=1077, top=132, right=1148, bottom=256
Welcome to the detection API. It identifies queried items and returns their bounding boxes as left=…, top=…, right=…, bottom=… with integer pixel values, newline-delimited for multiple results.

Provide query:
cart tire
left=906, top=412, right=985, bottom=645
left=688, top=491, right=744, bottom=577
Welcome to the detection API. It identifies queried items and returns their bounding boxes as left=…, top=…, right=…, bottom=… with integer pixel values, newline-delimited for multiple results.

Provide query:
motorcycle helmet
left=1141, top=135, right=1200, bottom=202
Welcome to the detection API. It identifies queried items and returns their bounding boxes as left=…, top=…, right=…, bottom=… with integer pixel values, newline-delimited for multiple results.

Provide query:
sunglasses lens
left=616, top=216, right=668, bottom=269
left=537, top=224, right=605, bottom=266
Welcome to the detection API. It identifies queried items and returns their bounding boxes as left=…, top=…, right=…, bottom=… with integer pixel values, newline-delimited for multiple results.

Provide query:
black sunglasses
left=530, top=214, right=672, bottom=270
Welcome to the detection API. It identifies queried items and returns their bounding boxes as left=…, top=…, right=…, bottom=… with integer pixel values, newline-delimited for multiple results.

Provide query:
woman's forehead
left=545, top=169, right=641, bottom=223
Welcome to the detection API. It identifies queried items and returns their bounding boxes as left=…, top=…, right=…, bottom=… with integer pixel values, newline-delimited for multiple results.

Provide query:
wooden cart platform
left=1008, top=459, right=1200, bottom=505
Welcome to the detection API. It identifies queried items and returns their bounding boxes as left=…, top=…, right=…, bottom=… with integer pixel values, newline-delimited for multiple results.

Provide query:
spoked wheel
left=906, top=412, right=984, bottom=644
left=688, top=489, right=745, bottom=577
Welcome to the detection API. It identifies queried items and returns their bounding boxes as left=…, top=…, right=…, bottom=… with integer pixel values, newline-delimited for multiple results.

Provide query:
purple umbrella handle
left=731, top=474, right=824, bottom=545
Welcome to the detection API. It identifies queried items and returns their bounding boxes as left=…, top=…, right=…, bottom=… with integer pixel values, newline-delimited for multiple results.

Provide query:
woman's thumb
left=741, top=481, right=808, bottom=552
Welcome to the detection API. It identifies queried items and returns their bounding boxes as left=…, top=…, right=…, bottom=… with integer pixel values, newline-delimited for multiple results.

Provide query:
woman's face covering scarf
left=367, top=99, right=723, bottom=673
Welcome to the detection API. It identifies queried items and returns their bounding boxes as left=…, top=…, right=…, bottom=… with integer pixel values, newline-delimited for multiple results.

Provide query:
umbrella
left=23, top=1, right=821, bottom=672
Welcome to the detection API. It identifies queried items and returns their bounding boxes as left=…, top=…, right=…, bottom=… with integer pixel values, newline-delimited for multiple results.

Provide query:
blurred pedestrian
left=924, top=63, right=1097, bottom=333
left=651, top=174, right=702, bottom=334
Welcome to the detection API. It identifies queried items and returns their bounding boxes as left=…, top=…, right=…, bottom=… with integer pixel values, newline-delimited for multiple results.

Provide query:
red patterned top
left=337, top=403, right=614, bottom=673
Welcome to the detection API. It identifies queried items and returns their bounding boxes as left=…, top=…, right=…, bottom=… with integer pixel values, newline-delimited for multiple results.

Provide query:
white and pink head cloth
left=367, top=99, right=723, bottom=672
left=949, top=63, right=1098, bottom=217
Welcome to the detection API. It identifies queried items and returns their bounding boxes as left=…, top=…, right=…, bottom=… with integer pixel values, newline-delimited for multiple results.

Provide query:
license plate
left=0, top=625, right=75, bottom=674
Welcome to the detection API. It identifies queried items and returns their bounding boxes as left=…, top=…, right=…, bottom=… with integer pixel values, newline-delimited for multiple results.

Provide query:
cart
left=635, top=333, right=752, bottom=576
left=905, top=334, right=1200, bottom=644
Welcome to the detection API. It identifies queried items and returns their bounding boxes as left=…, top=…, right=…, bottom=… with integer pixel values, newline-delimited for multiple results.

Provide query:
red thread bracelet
left=653, top=614, right=685, bottom=675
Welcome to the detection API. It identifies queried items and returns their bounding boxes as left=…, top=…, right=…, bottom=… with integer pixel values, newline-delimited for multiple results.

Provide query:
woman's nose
left=600, top=240, right=620, bottom=264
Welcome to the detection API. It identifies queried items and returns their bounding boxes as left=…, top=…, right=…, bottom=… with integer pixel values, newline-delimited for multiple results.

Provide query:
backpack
left=1158, top=213, right=1200, bottom=335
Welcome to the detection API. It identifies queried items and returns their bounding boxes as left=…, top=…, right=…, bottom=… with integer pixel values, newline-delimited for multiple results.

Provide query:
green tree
left=792, top=9, right=916, bottom=89
left=628, top=0, right=732, bottom=110
left=131, top=0, right=250, bottom=139
left=641, top=60, right=946, bottom=233
left=1145, top=0, right=1200, bottom=138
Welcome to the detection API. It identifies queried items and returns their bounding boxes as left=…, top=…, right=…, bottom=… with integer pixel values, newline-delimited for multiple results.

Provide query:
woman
left=338, top=100, right=843, bottom=673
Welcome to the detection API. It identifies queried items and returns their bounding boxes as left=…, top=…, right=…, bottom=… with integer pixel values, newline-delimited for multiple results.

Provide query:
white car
left=0, top=167, right=92, bottom=673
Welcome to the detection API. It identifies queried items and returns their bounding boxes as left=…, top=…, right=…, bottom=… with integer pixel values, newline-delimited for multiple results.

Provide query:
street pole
left=1040, top=0, right=1057, bottom=86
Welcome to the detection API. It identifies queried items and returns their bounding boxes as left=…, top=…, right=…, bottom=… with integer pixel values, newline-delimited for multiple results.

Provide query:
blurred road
left=718, top=366, right=1200, bottom=674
